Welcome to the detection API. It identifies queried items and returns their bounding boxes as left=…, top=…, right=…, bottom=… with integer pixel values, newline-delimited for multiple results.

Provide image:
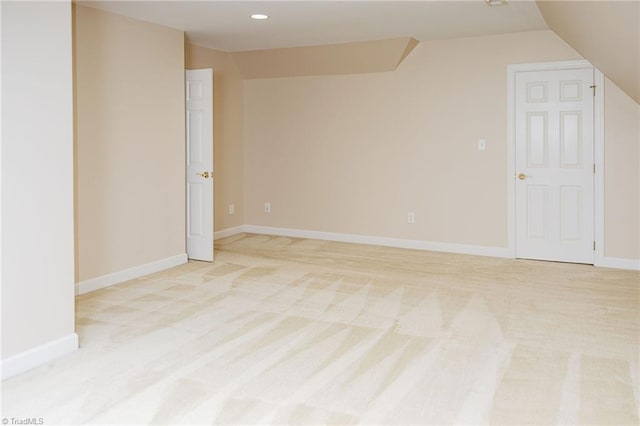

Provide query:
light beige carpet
left=2, top=233, right=639, bottom=424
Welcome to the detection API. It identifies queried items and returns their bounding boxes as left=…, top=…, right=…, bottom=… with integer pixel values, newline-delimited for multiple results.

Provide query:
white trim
left=1, top=333, right=78, bottom=380
left=243, top=225, right=511, bottom=258
left=506, top=63, right=516, bottom=258
left=199, top=223, right=640, bottom=271
left=593, top=69, right=605, bottom=267
left=598, top=257, right=640, bottom=271
left=508, top=60, right=593, bottom=73
left=506, top=60, right=604, bottom=264
left=214, top=225, right=245, bottom=240
left=76, top=253, right=188, bottom=295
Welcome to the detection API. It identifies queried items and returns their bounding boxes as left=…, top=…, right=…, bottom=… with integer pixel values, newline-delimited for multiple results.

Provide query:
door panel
left=560, top=186, right=581, bottom=241
left=560, top=111, right=581, bottom=167
left=527, top=112, right=547, bottom=167
left=186, top=69, right=214, bottom=262
left=515, top=68, right=594, bottom=264
left=526, top=185, right=547, bottom=240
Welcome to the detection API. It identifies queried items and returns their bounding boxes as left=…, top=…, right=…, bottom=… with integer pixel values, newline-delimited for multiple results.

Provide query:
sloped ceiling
left=537, top=0, right=639, bottom=104
left=233, top=37, right=418, bottom=79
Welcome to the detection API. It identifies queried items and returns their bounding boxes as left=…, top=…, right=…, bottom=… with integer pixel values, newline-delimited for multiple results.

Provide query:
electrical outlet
left=228, top=203, right=235, bottom=215
left=264, top=202, right=271, bottom=213
left=478, top=138, right=486, bottom=151
left=408, top=212, right=415, bottom=224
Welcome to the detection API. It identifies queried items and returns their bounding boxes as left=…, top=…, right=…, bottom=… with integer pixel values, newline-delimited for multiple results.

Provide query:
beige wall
left=185, top=44, right=244, bottom=231
left=604, top=78, right=640, bottom=259
left=74, top=5, right=185, bottom=282
left=244, top=30, right=640, bottom=260
left=2, top=1, right=76, bottom=365
left=74, top=11, right=639, bottom=268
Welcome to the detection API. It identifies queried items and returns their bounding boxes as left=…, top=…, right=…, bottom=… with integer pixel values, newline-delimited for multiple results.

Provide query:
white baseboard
left=215, top=225, right=245, bottom=240
left=242, top=225, right=511, bottom=258
left=76, top=253, right=188, bottom=295
left=1, top=333, right=78, bottom=380
left=135, top=227, right=638, bottom=272
left=596, top=256, right=640, bottom=271
left=227, top=224, right=640, bottom=271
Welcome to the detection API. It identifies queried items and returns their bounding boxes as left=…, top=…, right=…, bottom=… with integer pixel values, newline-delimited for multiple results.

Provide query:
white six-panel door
left=186, top=69, right=214, bottom=261
left=515, top=67, right=594, bottom=264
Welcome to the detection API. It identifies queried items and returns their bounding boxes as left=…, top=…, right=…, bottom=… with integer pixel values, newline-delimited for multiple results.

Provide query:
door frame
left=507, top=60, right=604, bottom=265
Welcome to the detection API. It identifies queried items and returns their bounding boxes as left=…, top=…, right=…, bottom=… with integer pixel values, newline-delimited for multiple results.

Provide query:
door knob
left=197, top=171, right=210, bottom=178
left=517, top=173, right=528, bottom=180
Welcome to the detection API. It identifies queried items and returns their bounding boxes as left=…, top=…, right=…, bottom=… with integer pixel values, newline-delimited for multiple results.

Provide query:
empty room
left=1, top=0, right=639, bottom=424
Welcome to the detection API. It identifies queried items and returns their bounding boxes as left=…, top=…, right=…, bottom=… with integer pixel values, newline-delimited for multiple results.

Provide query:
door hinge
left=593, top=241, right=596, bottom=251
left=590, top=85, right=596, bottom=96
left=593, top=163, right=596, bottom=174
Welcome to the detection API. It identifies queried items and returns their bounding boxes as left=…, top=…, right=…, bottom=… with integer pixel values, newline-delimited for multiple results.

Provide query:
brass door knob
left=517, top=173, right=528, bottom=180
left=197, top=171, right=210, bottom=178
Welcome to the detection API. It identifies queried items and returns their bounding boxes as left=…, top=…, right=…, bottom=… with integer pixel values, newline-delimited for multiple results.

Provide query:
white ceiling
left=81, top=0, right=548, bottom=52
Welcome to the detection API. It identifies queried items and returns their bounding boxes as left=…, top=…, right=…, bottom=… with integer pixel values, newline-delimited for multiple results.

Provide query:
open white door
left=186, top=69, right=214, bottom=261
left=514, top=67, right=594, bottom=264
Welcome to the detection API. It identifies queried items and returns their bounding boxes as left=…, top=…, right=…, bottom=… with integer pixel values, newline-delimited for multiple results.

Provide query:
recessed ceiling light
left=250, top=14, right=269, bottom=20
left=485, top=0, right=507, bottom=5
